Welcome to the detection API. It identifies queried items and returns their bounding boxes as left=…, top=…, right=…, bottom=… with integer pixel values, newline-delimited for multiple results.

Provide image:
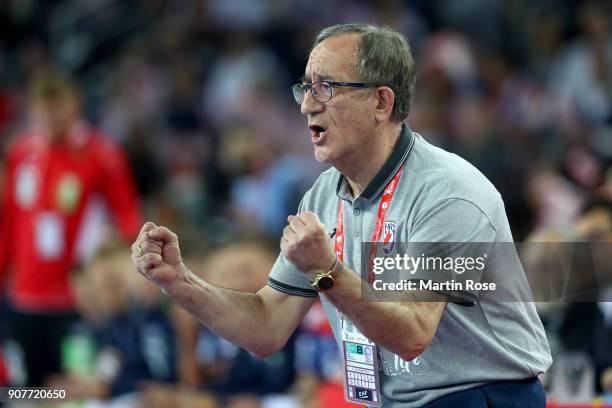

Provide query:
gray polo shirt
left=268, top=126, right=552, bottom=407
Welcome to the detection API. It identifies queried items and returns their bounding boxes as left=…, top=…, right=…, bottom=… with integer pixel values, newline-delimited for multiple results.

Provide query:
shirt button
left=354, top=230, right=360, bottom=238
left=354, top=208, right=361, bottom=215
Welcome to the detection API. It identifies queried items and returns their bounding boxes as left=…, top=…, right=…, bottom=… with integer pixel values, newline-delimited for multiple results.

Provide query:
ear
left=374, top=86, right=395, bottom=122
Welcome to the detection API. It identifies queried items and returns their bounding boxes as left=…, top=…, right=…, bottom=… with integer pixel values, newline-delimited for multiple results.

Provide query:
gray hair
left=312, top=23, right=416, bottom=122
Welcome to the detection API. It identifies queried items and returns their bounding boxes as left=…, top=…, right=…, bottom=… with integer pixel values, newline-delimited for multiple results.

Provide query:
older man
left=132, top=24, right=551, bottom=407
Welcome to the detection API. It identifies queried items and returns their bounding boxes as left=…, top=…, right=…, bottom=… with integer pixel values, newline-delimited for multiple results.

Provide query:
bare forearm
left=323, top=263, right=446, bottom=361
left=163, top=266, right=278, bottom=357
left=132, top=223, right=310, bottom=356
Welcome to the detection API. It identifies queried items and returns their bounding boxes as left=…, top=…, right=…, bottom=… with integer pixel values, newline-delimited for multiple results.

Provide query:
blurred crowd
left=1, top=0, right=612, bottom=406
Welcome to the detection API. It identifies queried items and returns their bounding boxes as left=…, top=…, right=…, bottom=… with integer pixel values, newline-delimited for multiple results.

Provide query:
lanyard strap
left=334, top=165, right=405, bottom=283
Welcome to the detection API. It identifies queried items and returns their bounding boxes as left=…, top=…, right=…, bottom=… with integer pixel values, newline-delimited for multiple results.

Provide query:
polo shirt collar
left=336, top=124, right=415, bottom=202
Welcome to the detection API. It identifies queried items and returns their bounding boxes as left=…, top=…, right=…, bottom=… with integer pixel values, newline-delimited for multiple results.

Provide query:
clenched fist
left=280, top=211, right=336, bottom=277
left=131, top=222, right=187, bottom=294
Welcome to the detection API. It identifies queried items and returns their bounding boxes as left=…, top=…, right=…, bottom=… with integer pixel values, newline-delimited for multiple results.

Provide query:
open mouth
left=309, top=125, right=327, bottom=144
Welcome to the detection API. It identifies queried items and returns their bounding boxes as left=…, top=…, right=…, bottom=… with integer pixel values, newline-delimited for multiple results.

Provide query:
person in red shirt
left=0, top=70, right=142, bottom=386
left=0, top=347, right=7, bottom=386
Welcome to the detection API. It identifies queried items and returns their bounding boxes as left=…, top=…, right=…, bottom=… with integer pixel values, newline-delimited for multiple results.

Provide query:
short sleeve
left=267, top=191, right=318, bottom=298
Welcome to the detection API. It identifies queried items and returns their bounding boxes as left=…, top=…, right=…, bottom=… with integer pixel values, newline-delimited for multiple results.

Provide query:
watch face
left=318, top=276, right=334, bottom=291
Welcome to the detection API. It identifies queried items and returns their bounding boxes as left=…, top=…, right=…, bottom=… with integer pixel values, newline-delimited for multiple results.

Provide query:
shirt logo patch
left=383, top=221, right=396, bottom=254
left=56, top=173, right=82, bottom=214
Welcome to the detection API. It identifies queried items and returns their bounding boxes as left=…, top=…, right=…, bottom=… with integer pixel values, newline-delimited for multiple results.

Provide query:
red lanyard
left=334, top=165, right=405, bottom=284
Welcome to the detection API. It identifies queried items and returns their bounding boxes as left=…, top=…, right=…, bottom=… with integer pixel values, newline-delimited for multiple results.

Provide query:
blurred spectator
left=100, top=51, right=167, bottom=145
left=51, top=244, right=176, bottom=402
left=557, top=199, right=612, bottom=394
left=0, top=70, right=142, bottom=386
left=224, top=126, right=319, bottom=237
left=548, top=1, right=612, bottom=126
left=202, top=35, right=288, bottom=125
left=0, top=346, right=7, bottom=386
left=140, top=384, right=218, bottom=408
left=525, top=197, right=612, bottom=400
left=526, top=165, right=584, bottom=230
left=293, top=300, right=350, bottom=408
left=172, top=239, right=298, bottom=404
left=603, top=367, right=612, bottom=402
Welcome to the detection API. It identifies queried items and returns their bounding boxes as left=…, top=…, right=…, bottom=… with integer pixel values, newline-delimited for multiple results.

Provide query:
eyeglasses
left=291, top=80, right=375, bottom=105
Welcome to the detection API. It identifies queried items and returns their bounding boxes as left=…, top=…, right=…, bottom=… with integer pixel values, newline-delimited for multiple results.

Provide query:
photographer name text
left=372, top=279, right=496, bottom=291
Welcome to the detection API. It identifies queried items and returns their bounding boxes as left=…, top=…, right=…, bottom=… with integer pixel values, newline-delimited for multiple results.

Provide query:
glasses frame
left=291, top=80, right=375, bottom=105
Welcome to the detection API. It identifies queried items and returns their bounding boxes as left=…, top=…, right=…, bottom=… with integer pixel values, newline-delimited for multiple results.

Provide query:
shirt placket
left=348, top=196, right=370, bottom=280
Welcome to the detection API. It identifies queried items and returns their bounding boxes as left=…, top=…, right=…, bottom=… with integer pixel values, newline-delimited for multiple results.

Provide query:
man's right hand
left=130, top=223, right=316, bottom=358
left=131, top=222, right=186, bottom=292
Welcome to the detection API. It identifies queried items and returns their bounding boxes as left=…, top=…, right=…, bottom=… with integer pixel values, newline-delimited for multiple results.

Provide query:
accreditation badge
left=341, top=316, right=382, bottom=406
left=56, top=173, right=82, bottom=214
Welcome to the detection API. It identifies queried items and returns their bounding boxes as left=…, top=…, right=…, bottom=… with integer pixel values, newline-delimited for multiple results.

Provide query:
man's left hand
left=281, top=211, right=336, bottom=277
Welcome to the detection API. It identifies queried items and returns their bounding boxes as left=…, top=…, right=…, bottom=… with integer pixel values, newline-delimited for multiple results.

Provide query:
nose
left=300, top=87, right=324, bottom=116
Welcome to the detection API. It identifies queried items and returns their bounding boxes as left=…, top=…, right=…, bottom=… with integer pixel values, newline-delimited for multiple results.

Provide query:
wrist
left=311, top=257, right=342, bottom=292
left=162, top=264, right=202, bottom=297
left=306, top=253, right=338, bottom=279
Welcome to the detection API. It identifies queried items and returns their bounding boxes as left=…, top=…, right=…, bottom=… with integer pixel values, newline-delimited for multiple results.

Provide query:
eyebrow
left=299, top=72, right=333, bottom=83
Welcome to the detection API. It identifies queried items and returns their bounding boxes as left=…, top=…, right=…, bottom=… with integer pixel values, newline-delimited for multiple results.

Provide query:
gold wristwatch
left=311, top=257, right=340, bottom=292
